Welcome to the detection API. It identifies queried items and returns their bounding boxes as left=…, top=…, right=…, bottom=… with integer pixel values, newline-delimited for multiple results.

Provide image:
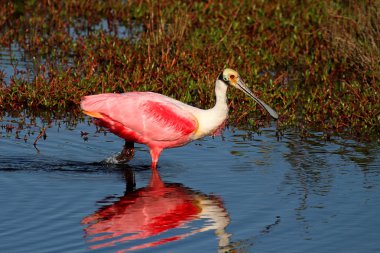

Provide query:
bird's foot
left=115, top=141, right=135, bottom=163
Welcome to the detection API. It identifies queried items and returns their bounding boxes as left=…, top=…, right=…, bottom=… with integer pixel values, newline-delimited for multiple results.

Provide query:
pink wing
left=80, top=92, right=198, bottom=144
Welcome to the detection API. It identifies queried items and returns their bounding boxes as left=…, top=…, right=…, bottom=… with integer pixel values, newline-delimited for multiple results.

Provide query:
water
left=0, top=19, right=143, bottom=85
left=0, top=43, right=34, bottom=84
left=0, top=116, right=379, bottom=253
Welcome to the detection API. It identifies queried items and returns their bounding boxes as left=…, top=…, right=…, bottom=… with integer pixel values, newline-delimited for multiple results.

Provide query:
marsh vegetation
left=0, top=0, right=379, bottom=139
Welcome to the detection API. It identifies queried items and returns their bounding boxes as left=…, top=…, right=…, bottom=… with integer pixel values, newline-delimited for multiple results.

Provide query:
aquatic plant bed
left=0, top=0, right=379, bottom=139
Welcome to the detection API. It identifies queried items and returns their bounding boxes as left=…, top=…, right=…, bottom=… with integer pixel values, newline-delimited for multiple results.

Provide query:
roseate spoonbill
left=81, top=68, right=278, bottom=168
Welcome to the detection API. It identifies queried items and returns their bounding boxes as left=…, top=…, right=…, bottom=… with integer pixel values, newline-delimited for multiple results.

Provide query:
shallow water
left=0, top=19, right=142, bottom=85
left=0, top=117, right=379, bottom=253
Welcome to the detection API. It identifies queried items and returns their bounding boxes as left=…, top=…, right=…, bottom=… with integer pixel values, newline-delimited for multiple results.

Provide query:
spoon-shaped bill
left=236, top=79, right=279, bottom=119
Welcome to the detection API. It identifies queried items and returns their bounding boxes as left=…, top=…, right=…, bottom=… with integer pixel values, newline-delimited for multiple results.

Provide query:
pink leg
left=149, top=147, right=163, bottom=169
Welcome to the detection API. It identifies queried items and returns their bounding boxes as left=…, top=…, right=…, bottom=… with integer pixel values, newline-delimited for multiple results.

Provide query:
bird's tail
left=80, top=93, right=122, bottom=118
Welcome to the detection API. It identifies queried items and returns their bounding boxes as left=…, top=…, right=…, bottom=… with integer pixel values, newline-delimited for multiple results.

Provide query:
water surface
left=0, top=117, right=379, bottom=253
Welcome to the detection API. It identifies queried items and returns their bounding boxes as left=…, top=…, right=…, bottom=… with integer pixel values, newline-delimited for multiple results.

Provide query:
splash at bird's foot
left=115, top=141, right=135, bottom=163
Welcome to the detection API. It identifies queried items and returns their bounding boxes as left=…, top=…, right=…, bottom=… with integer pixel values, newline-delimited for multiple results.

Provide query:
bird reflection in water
left=81, top=168, right=230, bottom=252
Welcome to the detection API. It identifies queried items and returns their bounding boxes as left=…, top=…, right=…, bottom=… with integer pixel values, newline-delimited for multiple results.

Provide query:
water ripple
left=1, top=120, right=379, bottom=252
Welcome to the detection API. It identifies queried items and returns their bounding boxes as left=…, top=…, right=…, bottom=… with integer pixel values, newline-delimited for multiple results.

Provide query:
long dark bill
left=236, top=79, right=279, bottom=119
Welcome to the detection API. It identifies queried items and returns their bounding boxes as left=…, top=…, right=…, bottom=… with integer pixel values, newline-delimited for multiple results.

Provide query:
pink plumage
left=81, top=92, right=199, bottom=168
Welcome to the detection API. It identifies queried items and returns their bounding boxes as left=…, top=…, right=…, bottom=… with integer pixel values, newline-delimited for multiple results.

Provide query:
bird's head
left=218, top=68, right=240, bottom=87
left=219, top=68, right=278, bottom=119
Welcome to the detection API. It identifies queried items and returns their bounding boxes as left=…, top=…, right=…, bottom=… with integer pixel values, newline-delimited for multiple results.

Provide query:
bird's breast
left=190, top=108, right=228, bottom=140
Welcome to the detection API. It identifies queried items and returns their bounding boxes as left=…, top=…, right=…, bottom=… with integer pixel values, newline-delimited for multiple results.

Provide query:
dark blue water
left=1, top=116, right=379, bottom=253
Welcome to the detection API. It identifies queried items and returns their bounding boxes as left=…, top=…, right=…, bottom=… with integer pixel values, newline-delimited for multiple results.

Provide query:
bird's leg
left=149, top=147, right=163, bottom=169
left=115, top=141, right=135, bottom=163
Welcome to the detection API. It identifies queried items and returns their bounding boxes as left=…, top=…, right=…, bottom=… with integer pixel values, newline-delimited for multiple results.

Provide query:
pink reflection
left=82, top=169, right=230, bottom=252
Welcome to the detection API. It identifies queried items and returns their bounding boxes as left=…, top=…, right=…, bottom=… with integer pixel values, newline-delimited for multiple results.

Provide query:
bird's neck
left=190, top=80, right=229, bottom=140
left=204, top=80, right=229, bottom=132
left=213, top=80, right=228, bottom=112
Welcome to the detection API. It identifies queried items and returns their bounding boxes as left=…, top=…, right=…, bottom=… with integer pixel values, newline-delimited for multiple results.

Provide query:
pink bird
left=80, top=68, right=278, bottom=169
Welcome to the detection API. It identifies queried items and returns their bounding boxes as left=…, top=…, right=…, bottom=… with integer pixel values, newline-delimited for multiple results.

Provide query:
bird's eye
left=223, top=76, right=228, bottom=82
